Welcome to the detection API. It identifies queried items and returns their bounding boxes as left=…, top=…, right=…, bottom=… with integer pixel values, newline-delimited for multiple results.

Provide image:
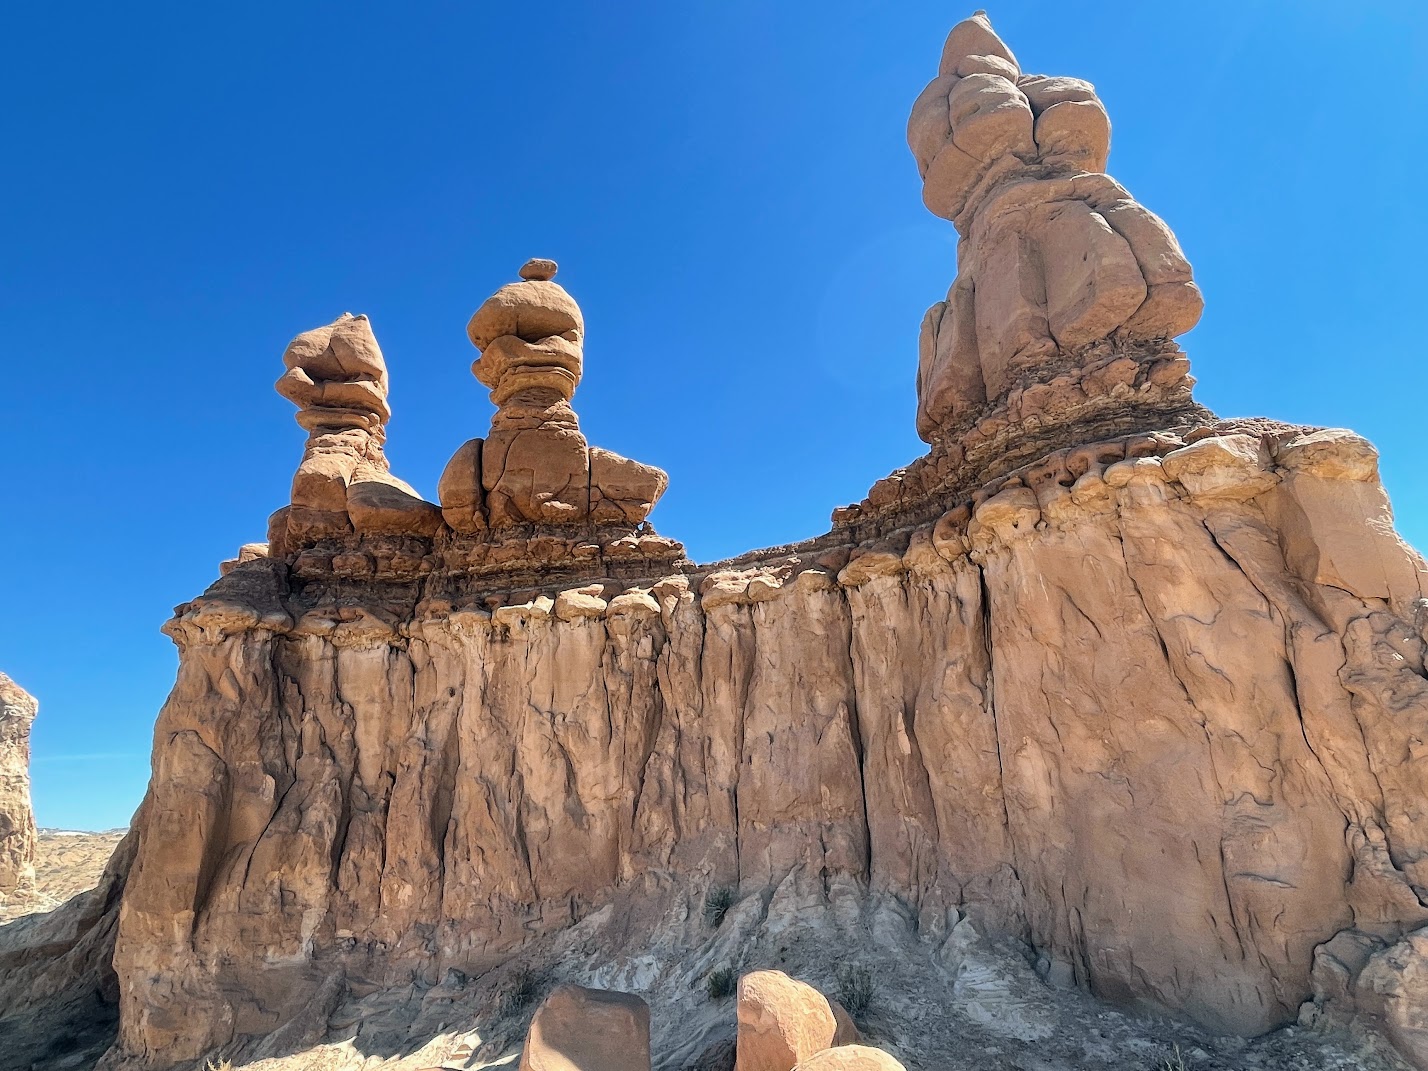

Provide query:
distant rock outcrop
left=0, top=673, right=38, bottom=907
left=4, top=11, right=1428, bottom=1071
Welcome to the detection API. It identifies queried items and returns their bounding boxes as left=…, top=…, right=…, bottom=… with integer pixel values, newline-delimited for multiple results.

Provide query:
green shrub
left=704, top=885, right=737, bottom=929
left=707, top=966, right=737, bottom=1000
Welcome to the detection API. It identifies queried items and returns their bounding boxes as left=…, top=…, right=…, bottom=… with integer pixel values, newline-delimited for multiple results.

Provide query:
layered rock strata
left=7, top=11, right=1428, bottom=1071
left=106, top=419, right=1428, bottom=1067
left=0, top=673, right=38, bottom=904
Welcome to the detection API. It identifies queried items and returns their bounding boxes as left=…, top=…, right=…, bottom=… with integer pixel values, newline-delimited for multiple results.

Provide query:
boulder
left=792, top=1047, right=906, bottom=1071
left=735, top=971, right=837, bottom=1071
left=1357, top=930, right=1428, bottom=1068
left=519, top=984, right=651, bottom=1071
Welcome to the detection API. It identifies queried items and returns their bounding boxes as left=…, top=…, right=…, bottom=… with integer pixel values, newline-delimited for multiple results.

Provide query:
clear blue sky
left=3, top=2, right=1424, bottom=830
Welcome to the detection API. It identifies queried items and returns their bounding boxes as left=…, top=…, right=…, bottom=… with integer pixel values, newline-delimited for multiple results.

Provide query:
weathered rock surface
left=792, top=1047, right=905, bottom=1071
left=834, top=11, right=1209, bottom=531
left=0, top=829, right=135, bottom=1071
left=0, top=674, right=38, bottom=906
left=269, top=313, right=441, bottom=554
left=266, top=267, right=684, bottom=591
left=520, top=984, right=651, bottom=1071
left=89, top=419, right=1428, bottom=1070
left=735, top=971, right=837, bottom=1071
left=6, top=12, right=1428, bottom=1071
left=1355, top=929, right=1428, bottom=1068
left=909, top=11, right=1202, bottom=432
left=449, top=259, right=669, bottom=529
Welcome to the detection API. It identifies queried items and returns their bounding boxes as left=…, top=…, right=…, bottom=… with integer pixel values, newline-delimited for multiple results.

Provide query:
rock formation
left=4, top=11, right=1428, bottom=1071
left=0, top=828, right=135, bottom=1071
left=100, top=410, right=1428, bottom=1069
left=0, top=673, right=38, bottom=905
left=520, top=985, right=651, bottom=1071
left=507, top=973, right=883, bottom=1071
left=835, top=11, right=1207, bottom=533
left=269, top=312, right=443, bottom=553
left=440, top=258, right=669, bottom=531
left=258, top=267, right=683, bottom=591
left=734, top=971, right=841, bottom=1071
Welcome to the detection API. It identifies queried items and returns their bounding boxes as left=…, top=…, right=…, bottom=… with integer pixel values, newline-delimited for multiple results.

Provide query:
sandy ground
left=0, top=828, right=125, bottom=924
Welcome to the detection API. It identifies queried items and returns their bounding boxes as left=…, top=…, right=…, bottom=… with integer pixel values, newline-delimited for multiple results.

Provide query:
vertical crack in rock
left=976, top=562, right=1018, bottom=893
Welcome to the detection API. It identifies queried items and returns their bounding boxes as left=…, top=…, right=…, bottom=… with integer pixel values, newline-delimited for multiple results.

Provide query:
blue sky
left=2, top=2, right=1425, bottom=830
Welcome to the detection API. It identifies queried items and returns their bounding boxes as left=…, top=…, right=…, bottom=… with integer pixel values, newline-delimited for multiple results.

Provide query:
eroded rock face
left=270, top=313, right=442, bottom=553
left=0, top=827, right=136, bottom=1071
left=16, top=13, right=1428, bottom=1071
left=260, top=268, right=684, bottom=594
left=908, top=11, right=1202, bottom=446
left=1356, top=930, right=1428, bottom=1067
left=98, top=421, right=1428, bottom=1067
left=0, top=673, right=38, bottom=902
left=826, top=12, right=1208, bottom=538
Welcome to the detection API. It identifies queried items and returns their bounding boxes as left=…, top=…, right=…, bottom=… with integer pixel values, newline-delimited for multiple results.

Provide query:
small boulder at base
left=519, top=984, right=651, bottom=1071
left=793, top=1046, right=906, bottom=1071
left=736, top=971, right=837, bottom=1071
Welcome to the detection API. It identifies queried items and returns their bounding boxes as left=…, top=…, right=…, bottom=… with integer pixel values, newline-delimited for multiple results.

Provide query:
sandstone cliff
left=106, top=419, right=1428, bottom=1070
left=4, top=11, right=1428, bottom=1071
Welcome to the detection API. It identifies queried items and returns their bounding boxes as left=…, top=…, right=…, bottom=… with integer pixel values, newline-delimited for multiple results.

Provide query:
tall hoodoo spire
left=907, top=11, right=1204, bottom=449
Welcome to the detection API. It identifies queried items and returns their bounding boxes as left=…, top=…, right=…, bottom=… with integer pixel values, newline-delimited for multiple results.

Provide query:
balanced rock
left=519, top=984, right=651, bottom=1071
left=0, top=673, right=38, bottom=900
left=440, top=260, right=668, bottom=530
left=736, top=971, right=838, bottom=1071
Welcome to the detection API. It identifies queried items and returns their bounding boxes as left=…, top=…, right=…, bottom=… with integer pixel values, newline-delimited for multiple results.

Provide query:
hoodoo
left=3, top=12, right=1428, bottom=1071
left=441, top=258, right=670, bottom=532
